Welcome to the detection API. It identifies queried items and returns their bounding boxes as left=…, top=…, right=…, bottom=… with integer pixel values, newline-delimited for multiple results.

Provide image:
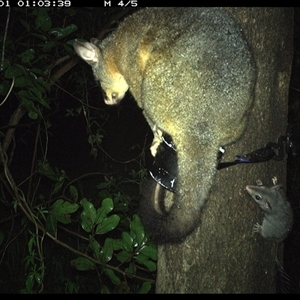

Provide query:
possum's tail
left=139, top=144, right=218, bottom=244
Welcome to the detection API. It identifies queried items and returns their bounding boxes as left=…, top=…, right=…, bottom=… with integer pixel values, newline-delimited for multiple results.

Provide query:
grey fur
left=246, top=184, right=293, bottom=243
left=74, top=7, right=256, bottom=243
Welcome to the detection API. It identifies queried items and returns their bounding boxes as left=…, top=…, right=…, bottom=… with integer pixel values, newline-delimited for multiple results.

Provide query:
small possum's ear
left=271, top=184, right=283, bottom=191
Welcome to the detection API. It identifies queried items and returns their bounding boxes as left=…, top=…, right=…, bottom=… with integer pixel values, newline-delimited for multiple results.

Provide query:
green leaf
left=89, top=238, right=101, bottom=261
left=135, top=254, right=157, bottom=272
left=121, top=232, right=133, bottom=252
left=28, top=86, right=42, bottom=98
left=0, top=81, right=9, bottom=96
left=35, top=78, right=50, bottom=92
left=140, top=245, right=157, bottom=260
left=20, top=19, right=30, bottom=32
left=114, top=202, right=129, bottom=213
left=0, top=59, right=9, bottom=71
left=25, top=86, right=50, bottom=109
left=34, top=272, right=42, bottom=284
left=52, top=173, right=65, bottom=194
left=53, top=199, right=79, bottom=214
left=66, top=38, right=86, bottom=46
left=45, top=214, right=57, bottom=237
left=27, top=233, right=36, bottom=253
left=71, top=257, right=95, bottom=271
left=37, top=161, right=60, bottom=181
left=48, top=24, right=78, bottom=40
left=138, top=282, right=152, bottom=294
left=5, top=64, right=25, bottom=78
left=20, top=49, right=35, bottom=63
left=43, top=41, right=56, bottom=52
left=112, top=239, right=123, bottom=251
left=130, top=214, right=145, bottom=245
left=104, top=269, right=120, bottom=285
left=69, top=185, right=78, bottom=202
left=80, top=198, right=96, bottom=232
left=35, top=9, right=52, bottom=31
left=18, top=90, right=36, bottom=102
left=61, top=201, right=79, bottom=214
left=29, top=68, right=45, bottom=77
left=125, top=262, right=136, bottom=275
left=25, top=273, right=35, bottom=292
left=41, top=16, right=52, bottom=32
left=31, top=33, right=48, bottom=41
left=100, top=285, right=111, bottom=294
left=95, top=214, right=120, bottom=235
left=20, top=98, right=40, bottom=116
left=95, top=198, right=114, bottom=224
left=41, top=16, right=52, bottom=31
left=100, top=238, right=113, bottom=262
left=28, top=111, right=38, bottom=120
left=51, top=199, right=79, bottom=224
left=96, top=177, right=114, bottom=190
left=116, top=250, right=131, bottom=263
left=97, top=190, right=112, bottom=201
left=15, top=76, right=33, bottom=88
left=18, top=88, right=44, bottom=108
left=64, top=280, right=79, bottom=294
left=65, top=44, right=76, bottom=57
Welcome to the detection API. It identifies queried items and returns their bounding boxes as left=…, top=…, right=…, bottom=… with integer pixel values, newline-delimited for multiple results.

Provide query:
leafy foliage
left=0, top=7, right=156, bottom=294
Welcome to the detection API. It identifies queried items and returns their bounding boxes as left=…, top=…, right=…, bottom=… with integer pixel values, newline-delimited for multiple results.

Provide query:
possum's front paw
left=150, top=127, right=163, bottom=157
left=253, top=222, right=263, bottom=235
left=256, top=179, right=263, bottom=186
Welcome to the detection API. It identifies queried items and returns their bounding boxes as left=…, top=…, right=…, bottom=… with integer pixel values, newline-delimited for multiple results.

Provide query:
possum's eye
left=255, top=195, right=262, bottom=201
left=111, top=93, right=118, bottom=100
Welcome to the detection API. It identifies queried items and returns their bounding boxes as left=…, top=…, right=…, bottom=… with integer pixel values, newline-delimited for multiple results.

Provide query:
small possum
left=245, top=178, right=293, bottom=243
left=246, top=178, right=294, bottom=293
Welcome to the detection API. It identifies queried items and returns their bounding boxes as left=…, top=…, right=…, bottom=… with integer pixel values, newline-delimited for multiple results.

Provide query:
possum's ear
left=271, top=184, right=283, bottom=191
left=90, top=38, right=100, bottom=45
left=73, top=41, right=101, bottom=68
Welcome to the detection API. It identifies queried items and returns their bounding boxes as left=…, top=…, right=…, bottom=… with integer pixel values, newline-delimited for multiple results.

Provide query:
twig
left=1, top=7, right=10, bottom=71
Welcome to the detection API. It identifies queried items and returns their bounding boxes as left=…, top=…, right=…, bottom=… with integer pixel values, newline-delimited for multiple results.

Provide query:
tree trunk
left=156, top=7, right=294, bottom=293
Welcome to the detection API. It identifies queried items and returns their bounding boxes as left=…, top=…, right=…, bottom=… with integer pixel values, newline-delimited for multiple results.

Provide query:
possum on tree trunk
left=73, top=7, right=256, bottom=244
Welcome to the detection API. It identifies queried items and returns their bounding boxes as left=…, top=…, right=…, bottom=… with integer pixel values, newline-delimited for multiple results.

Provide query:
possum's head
left=73, top=40, right=129, bottom=105
left=97, top=71, right=129, bottom=105
left=246, top=185, right=273, bottom=212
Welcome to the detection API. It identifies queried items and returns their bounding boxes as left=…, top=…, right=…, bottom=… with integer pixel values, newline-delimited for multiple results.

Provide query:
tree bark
left=156, top=7, right=294, bottom=293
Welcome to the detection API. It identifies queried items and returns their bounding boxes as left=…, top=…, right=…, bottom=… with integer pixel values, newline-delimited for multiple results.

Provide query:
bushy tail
left=139, top=148, right=218, bottom=244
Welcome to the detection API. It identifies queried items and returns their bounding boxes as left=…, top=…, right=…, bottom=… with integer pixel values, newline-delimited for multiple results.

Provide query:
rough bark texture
left=156, top=7, right=294, bottom=293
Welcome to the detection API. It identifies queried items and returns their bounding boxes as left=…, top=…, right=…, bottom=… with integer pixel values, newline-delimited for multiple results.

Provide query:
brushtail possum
left=73, top=7, right=256, bottom=243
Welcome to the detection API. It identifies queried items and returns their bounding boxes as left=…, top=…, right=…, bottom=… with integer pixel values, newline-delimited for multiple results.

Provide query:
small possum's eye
left=111, top=93, right=118, bottom=100
left=255, top=195, right=262, bottom=201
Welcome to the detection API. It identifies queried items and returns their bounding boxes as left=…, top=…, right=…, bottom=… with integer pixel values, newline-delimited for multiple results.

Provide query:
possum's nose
left=102, top=90, right=119, bottom=105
